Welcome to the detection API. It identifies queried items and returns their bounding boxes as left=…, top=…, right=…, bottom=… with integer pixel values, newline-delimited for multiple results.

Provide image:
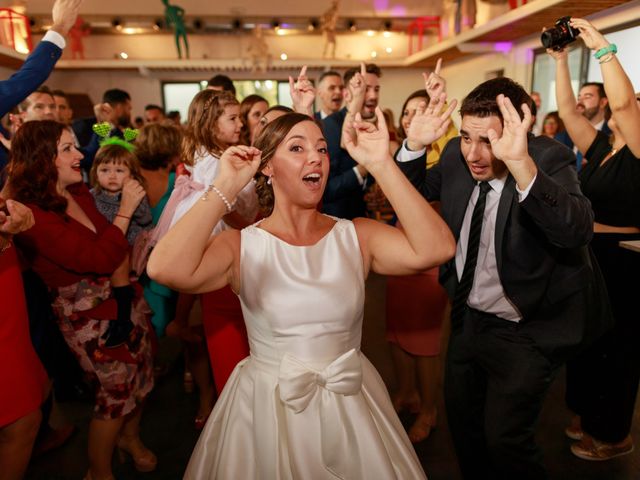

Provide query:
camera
left=541, top=17, right=580, bottom=51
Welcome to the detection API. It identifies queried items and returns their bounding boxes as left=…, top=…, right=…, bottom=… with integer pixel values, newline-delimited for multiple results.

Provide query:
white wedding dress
left=184, top=218, right=427, bottom=479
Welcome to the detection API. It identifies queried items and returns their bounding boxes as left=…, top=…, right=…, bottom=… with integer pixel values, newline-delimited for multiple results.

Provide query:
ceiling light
left=370, top=51, right=377, bottom=58
left=348, top=20, right=357, bottom=32
left=119, top=52, right=129, bottom=59
left=366, top=30, right=375, bottom=37
left=280, top=53, right=288, bottom=60
left=277, top=29, right=286, bottom=36
left=383, top=31, right=391, bottom=38
left=385, top=47, right=393, bottom=53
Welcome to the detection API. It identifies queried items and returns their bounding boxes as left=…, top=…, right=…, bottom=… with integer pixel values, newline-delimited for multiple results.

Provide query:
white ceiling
left=23, top=0, right=445, bottom=19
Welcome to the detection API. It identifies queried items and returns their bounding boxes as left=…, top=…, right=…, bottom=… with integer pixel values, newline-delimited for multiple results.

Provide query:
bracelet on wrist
left=201, top=183, right=236, bottom=212
left=115, top=213, right=131, bottom=220
left=599, top=53, right=615, bottom=64
left=594, top=44, right=617, bottom=59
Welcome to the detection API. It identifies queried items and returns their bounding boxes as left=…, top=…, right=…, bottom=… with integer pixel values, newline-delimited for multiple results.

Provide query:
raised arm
left=345, top=107, right=455, bottom=276
left=571, top=18, right=640, bottom=157
left=289, top=66, right=316, bottom=118
left=547, top=45, right=596, bottom=155
left=488, top=95, right=593, bottom=247
left=147, top=146, right=261, bottom=293
left=0, top=0, right=83, bottom=117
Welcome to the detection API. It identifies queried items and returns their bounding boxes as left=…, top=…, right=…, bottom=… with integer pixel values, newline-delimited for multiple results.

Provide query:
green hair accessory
left=92, top=122, right=138, bottom=153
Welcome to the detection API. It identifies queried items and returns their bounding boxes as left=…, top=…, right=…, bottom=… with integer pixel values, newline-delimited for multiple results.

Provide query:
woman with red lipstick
left=8, top=121, right=155, bottom=480
left=149, top=103, right=456, bottom=478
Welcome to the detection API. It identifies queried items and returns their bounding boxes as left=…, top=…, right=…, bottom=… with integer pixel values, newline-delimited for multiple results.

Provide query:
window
left=162, top=79, right=293, bottom=121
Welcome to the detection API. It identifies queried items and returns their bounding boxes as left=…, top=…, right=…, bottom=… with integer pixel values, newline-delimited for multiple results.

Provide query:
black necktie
left=450, top=182, right=491, bottom=324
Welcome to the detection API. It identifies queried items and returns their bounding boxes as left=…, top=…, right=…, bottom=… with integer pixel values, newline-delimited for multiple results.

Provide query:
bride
left=148, top=99, right=456, bottom=478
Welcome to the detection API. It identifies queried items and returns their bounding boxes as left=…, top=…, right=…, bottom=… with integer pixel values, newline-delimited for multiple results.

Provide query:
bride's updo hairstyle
left=253, top=112, right=314, bottom=216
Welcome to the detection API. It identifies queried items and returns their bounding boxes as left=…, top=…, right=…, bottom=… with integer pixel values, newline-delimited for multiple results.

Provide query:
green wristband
left=594, top=44, right=617, bottom=59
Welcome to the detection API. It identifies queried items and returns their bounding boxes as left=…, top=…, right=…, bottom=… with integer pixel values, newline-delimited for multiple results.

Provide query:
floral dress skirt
left=52, top=278, right=154, bottom=419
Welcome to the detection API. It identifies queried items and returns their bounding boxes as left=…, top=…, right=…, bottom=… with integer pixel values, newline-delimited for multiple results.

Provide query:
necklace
left=610, top=147, right=619, bottom=157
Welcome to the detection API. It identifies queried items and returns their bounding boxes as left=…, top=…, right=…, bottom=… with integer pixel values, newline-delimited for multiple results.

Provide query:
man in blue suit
left=322, top=63, right=380, bottom=219
left=0, top=0, right=83, bottom=172
left=554, top=82, right=611, bottom=171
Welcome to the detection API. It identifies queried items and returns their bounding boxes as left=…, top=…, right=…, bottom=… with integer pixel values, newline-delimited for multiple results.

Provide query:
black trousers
left=566, top=233, right=640, bottom=443
left=444, top=308, right=556, bottom=480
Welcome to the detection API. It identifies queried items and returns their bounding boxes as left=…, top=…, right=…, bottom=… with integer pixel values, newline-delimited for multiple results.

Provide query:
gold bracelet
left=599, top=53, right=615, bottom=64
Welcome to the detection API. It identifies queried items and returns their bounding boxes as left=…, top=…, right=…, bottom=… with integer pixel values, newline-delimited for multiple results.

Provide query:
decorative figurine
left=321, top=0, right=340, bottom=59
left=162, top=0, right=189, bottom=59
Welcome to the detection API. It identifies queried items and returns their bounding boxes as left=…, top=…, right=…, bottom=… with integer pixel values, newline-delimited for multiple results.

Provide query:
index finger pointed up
left=360, top=62, right=366, bottom=76
left=288, top=75, right=296, bottom=91
left=299, top=65, right=307, bottom=79
left=434, top=58, right=442, bottom=75
left=374, top=106, right=387, bottom=131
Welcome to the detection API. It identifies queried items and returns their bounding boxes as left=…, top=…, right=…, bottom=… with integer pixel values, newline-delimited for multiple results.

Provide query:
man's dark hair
left=343, top=64, right=381, bottom=85
left=52, top=89, right=67, bottom=99
left=581, top=82, right=606, bottom=99
left=207, top=74, right=236, bottom=95
left=145, top=104, right=164, bottom=113
left=318, top=70, right=342, bottom=85
left=460, top=77, right=532, bottom=122
left=167, top=110, right=181, bottom=120
left=102, top=88, right=131, bottom=106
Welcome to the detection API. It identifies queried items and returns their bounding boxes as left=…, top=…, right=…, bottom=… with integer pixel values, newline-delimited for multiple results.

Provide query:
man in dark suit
left=554, top=82, right=611, bottom=171
left=397, top=77, right=611, bottom=479
left=322, top=63, right=380, bottom=219
left=314, top=70, right=344, bottom=121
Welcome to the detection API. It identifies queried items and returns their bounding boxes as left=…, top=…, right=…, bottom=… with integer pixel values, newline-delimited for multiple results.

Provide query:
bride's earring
left=267, top=176, right=273, bottom=185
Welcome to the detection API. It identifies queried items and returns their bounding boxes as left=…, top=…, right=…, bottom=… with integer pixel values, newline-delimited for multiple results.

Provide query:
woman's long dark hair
left=8, top=120, right=68, bottom=214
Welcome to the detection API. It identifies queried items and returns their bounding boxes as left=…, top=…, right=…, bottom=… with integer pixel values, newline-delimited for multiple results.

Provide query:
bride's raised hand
left=344, top=106, right=390, bottom=174
left=216, top=145, right=262, bottom=194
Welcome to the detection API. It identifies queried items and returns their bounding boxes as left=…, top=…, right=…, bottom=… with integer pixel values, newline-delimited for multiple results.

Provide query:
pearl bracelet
left=202, top=183, right=235, bottom=212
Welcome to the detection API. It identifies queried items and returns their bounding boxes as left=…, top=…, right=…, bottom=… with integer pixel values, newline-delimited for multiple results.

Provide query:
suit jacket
left=398, top=135, right=612, bottom=358
left=0, top=40, right=62, bottom=117
left=321, top=108, right=372, bottom=219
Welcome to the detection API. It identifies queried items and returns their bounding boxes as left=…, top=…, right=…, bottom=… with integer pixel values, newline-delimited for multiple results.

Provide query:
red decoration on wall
left=0, top=8, right=33, bottom=54
left=407, top=16, right=441, bottom=56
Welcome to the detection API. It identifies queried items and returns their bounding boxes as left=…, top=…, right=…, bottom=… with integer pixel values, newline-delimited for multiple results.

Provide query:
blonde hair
left=136, top=122, right=183, bottom=170
left=90, top=144, right=146, bottom=192
left=181, top=90, right=239, bottom=165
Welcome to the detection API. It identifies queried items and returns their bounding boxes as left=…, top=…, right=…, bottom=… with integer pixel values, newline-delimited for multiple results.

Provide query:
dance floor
left=26, top=273, right=640, bottom=479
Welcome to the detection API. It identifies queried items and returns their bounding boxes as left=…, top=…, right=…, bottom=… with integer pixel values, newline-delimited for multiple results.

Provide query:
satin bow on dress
left=279, top=348, right=363, bottom=479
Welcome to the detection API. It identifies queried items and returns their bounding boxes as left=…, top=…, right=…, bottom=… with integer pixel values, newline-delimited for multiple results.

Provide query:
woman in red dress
left=8, top=121, right=155, bottom=480
left=0, top=197, right=48, bottom=479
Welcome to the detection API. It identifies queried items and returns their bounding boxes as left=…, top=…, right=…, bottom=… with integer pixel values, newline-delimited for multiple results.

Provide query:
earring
left=267, top=176, right=272, bottom=185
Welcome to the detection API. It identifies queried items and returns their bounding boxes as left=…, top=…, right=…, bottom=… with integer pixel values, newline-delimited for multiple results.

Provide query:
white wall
left=27, top=1, right=640, bottom=126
